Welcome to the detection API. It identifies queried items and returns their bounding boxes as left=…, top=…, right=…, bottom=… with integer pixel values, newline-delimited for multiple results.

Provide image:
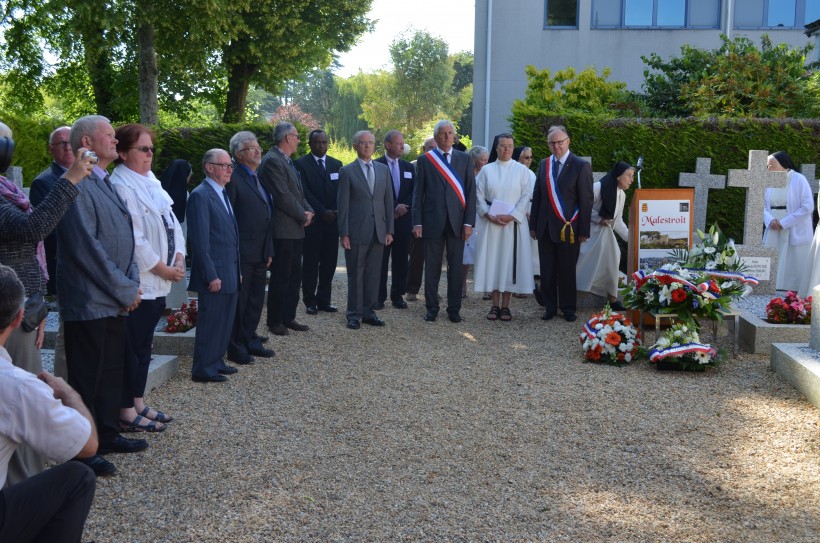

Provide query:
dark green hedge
left=511, top=115, right=820, bottom=243
left=2, top=114, right=308, bottom=193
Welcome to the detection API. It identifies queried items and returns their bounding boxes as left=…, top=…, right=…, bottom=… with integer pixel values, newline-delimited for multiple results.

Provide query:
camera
left=82, top=150, right=98, bottom=164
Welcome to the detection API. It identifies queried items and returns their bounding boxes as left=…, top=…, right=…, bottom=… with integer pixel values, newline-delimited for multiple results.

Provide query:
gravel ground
left=81, top=275, right=819, bottom=543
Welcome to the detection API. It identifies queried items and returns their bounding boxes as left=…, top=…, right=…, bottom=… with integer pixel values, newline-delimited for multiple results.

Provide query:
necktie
left=366, top=162, right=374, bottom=194
left=443, top=152, right=449, bottom=163
left=390, top=159, right=400, bottom=200
left=318, top=158, right=326, bottom=176
left=252, top=173, right=270, bottom=218
left=222, top=188, right=234, bottom=218
left=103, top=174, right=113, bottom=191
left=552, top=158, right=560, bottom=180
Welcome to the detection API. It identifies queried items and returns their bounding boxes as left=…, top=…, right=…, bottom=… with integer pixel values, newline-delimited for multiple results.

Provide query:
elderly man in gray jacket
left=56, top=115, right=146, bottom=477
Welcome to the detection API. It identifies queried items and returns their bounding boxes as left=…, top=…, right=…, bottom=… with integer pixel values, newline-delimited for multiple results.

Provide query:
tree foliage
left=643, top=35, right=818, bottom=118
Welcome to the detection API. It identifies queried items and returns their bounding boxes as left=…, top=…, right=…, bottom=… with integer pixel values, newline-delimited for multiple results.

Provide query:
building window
left=591, top=0, right=720, bottom=28
left=545, top=0, right=579, bottom=27
left=735, top=0, right=820, bottom=28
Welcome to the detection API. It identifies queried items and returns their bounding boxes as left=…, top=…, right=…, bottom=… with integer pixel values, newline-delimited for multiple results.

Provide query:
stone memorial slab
left=727, top=150, right=788, bottom=295
left=802, top=164, right=818, bottom=195
left=579, top=156, right=606, bottom=182
left=678, top=158, right=725, bottom=232
left=7, top=166, right=23, bottom=188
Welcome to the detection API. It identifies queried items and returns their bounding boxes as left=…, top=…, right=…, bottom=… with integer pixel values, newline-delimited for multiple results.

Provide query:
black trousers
left=0, top=461, right=95, bottom=543
left=423, top=227, right=465, bottom=316
left=405, top=235, right=425, bottom=295
left=378, top=230, right=411, bottom=303
left=123, top=297, right=166, bottom=404
left=302, top=221, right=339, bottom=307
left=538, top=234, right=580, bottom=315
left=229, top=260, right=268, bottom=357
left=64, top=317, right=126, bottom=444
left=267, top=238, right=303, bottom=326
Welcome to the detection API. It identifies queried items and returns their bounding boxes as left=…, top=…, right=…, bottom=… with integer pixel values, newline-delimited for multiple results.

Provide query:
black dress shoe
left=285, top=320, right=309, bottom=332
left=363, top=316, right=385, bottom=326
left=424, top=310, right=437, bottom=322
left=391, top=298, right=408, bottom=309
left=269, top=324, right=289, bottom=336
left=192, top=374, right=228, bottom=383
left=305, top=305, right=319, bottom=315
left=448, top=313, right=462, bottom=323
left=78, top=455, right=117, bottom=476
left=318, top=304, right=338, bottom=313
left=372, top=302, right=385, bottom=310
left=564, top=313, right=577, bottom=322
left=218, top=366, right=238, bottom=375
left=542, top=311, right=556, bottom=321
left=347, top=319, right=360, bottom=330
left=248, top=347, right=275, bottom=358
left=227, top=353, right=254, bottom=364
left=99, top=435, right=149, bottom=455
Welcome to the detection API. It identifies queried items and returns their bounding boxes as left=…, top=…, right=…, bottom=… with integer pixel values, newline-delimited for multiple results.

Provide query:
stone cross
left=6, top=166, right=23, bottom=189
left=579, top=157, right=607, bottom=182
left=678, top=158, right=726, bottom=232
left=726, top=150, right=788, bottom=248
left=802, top=164, right=818, bottom=195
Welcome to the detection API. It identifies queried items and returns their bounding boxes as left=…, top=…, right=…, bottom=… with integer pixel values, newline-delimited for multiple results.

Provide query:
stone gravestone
left=6, top=166, right=23, bottom=188
left=801, top=164, right=818, bottom=195
left=678, top=158, right=725, bottom=233
left=578, top=156, right=606, bottom=182
left=726, top=150, right=788, bottom=294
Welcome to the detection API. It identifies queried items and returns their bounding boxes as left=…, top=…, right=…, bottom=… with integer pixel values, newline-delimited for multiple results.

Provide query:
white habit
left=576, top=181, right=628, bottom=298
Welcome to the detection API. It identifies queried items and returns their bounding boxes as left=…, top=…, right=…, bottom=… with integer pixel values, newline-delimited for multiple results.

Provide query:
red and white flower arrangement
left=765, top=291, right=812, bottom=325
left=579, top=305, right=641, bottom=365
left=647, top=323, right=718, bottom=371
left=163, top=300, right=198, bottom=333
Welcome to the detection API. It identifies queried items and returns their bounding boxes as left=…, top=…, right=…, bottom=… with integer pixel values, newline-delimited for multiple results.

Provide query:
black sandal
left=486, top=306, right=501, bottom=320
left=499, top=307, right=512, bottom=321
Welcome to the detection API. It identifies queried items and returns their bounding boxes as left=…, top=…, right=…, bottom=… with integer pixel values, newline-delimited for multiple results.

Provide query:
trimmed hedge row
left=510, top=115, right=820, bottom=243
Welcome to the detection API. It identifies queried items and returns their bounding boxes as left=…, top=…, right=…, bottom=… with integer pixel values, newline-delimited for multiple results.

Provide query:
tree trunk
left=137, top=0, right=158, bottom=126
left=80, top=23, right=116, bottom=118
left=223, top=55, right=256, bottom=123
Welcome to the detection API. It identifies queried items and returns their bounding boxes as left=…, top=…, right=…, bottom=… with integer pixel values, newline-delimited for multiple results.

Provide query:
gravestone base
left=737, top=245, right=779, bottom=295
left=771, top=344, right=820, bottom=408
left=738, top=311, right=810, bottom=354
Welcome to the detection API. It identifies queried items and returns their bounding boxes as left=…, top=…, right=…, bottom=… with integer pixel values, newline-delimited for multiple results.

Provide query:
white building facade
left=473, top=0, right=818, bottom=146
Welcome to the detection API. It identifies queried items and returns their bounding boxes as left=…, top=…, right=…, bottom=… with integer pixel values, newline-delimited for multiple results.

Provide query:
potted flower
left=579, top=304, right=641, bottom=366
left=766, top=291, right=812, bottom=324
left=163, top=300, right=198, bottom=333
left=648, top=323, right=719, bottom=371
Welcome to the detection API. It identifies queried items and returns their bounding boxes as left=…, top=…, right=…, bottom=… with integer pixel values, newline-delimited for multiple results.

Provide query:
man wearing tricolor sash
left=529, top=126, right=593, bottom=322
left=411, top=120, right=476, bottom=323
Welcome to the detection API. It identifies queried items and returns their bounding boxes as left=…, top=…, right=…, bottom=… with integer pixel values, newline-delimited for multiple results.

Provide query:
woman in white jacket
left=112, top=124, right=185, bottom=432
left=763, top=151, right=813, bottom=291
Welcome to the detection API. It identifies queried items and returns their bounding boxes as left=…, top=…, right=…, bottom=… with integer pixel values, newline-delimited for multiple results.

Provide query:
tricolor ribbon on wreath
left=426, top=148, right=465, bottom=209
left=682, top=268, right=759, bottom=285
left=631, top=269, right=720, bottom=300
left=648, top=342, right=717, bottom=363
left=545, top=156, right=578, bottom=243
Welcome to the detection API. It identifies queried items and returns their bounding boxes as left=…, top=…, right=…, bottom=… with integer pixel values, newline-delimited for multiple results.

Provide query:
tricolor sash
left=544, top=156, right=578, bottom=243
left=426, top=149, right=466, bottom=209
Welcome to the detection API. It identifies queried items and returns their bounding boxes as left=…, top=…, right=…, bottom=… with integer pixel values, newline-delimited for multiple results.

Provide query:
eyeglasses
left=207, top=163, right=234, bottom=171
left=132, top=146, right=156, bottom=154
left=288, top=132, right=299, bottom=139
left=50, top=141, right=71, bottom=149
left=239, top=146, right=262, bottom=153
left=547, top=138, right=568, bottom=147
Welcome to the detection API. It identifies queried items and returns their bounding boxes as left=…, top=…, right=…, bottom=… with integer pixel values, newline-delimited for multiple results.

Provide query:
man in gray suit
left=187, top=149, right=241, bottom=383
left=259, top=122, right=314, bottom=337
left=412, top=120, right=476, bottom=323
left=338, top=131, right=394, bottom=329
left=56, top=115, right=146, bottom=476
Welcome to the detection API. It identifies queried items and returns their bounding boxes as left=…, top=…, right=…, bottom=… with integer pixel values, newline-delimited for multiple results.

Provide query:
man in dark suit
left=295, top=129, right=342, bottom=315
left=56, top=115, right=146, bottom=475
left=225, top=131, right=275, bottom=364
left=529, top=125, right=593, bottom=322
left=30, top=126, right=74, bottom=296
left=411, top=120, right=476, bottom=323
left=259, top=122, right=314, bottom=337
left=187, top=149, right=242, bottom=382
left=375, top=130, right=415, bottom=309
left=338, top=131, right=394, bottom=329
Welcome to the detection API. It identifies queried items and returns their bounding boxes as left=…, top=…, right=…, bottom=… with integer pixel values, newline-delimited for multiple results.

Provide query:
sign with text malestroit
left=627, top=188, right=694, bottom=276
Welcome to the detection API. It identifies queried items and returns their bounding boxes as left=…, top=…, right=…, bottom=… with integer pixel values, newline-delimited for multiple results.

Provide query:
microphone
left=635, top=156, right=643, bottom=189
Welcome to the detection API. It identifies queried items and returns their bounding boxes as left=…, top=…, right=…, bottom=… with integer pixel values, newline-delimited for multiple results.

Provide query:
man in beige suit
left=337, top=131, right=394, bottom=329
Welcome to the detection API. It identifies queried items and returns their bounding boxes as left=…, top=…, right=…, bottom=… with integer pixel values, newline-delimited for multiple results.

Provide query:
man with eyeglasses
left=30, top=126, right=75, bottom=296
left=223, top=131, right=275, bottom=365
left=529, top=125, right=593, bottom=322
left=295, top=129, right=342, bottom=316
left=187, top=149, right=242, bottom=383
left=258, top=122, right=314, bottom=337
